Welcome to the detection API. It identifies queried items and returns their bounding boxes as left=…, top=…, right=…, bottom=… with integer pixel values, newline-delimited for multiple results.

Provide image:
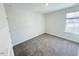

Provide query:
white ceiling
left=5, top=3, right=77, bottom=14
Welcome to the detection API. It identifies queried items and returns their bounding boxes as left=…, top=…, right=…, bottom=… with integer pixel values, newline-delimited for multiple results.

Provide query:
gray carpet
left=13, top=33, right=78, bottom=56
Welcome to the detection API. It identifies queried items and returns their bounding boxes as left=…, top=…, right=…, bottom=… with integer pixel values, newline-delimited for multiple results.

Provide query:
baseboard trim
left=46, top=33, right=79, bottom=44
left=13, top=33, right=45, bottom=47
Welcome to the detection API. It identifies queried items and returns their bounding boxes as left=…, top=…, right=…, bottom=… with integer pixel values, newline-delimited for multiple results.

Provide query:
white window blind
left=65, top=12, right=79, bottom=35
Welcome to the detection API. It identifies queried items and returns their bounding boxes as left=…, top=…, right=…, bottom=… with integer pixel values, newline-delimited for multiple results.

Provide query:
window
left=65, top=12, right=79, bottom=35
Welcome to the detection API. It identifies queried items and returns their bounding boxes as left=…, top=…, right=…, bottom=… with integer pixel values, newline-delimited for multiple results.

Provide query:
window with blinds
left=65, top=12, right=79, bottom=35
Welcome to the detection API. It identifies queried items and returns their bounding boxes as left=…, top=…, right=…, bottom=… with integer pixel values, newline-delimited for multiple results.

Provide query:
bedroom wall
left=45, top=5, right=79, bottom=43
left=4, top=4, right=45, bottom=46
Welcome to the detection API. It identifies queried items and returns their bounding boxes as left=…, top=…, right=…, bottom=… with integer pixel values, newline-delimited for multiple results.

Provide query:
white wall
left=45, top=5, right=79, bottom=43
left=0, top=4, right=13, bottom=56
left=5, top=4, right=45, bottom=46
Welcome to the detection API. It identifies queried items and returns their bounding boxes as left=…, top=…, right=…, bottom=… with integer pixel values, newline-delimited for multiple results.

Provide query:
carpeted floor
left=13, top=33, right=78, bottom=56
